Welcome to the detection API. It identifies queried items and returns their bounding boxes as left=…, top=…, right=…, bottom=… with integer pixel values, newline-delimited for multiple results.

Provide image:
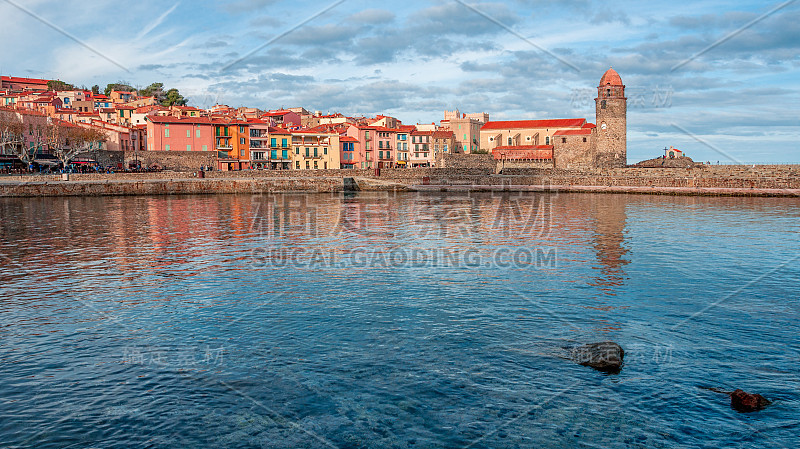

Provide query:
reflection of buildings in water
left=589, top=196, right=629, bottom=294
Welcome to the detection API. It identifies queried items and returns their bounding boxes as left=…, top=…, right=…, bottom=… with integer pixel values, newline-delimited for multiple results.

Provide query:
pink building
left=346, top=124, right=375, bottom=169
left=410, top=130, right=434, bottom=167
left=340, top=136, right=359, bottom=169
left=146, top=116, right=215, bottom=153
left=262, top=110, right=301, bottom=128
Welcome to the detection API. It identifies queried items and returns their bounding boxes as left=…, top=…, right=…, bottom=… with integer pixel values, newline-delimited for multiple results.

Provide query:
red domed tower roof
left=599, top=67, right=623, bottom=87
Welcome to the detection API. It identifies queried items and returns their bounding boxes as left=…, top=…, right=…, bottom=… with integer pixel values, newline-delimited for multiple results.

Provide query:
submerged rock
left=730, top=389, right=771, bottom=413
left=572, top=341, right=624, bottom=373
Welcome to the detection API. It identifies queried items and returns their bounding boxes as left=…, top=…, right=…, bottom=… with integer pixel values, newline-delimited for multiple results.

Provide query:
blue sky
left=1, top=0, right=798, bottom=163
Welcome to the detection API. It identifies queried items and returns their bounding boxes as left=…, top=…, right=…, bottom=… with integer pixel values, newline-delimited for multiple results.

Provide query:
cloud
left=347, top=9, right=395, bottom=24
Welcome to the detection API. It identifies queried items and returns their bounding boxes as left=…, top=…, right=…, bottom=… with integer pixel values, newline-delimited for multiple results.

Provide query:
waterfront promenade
left=1, top=165, right=799, bottom=197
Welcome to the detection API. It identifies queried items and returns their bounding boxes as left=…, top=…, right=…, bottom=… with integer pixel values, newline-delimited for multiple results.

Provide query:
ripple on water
left=1, top=193, right=799, bottom=448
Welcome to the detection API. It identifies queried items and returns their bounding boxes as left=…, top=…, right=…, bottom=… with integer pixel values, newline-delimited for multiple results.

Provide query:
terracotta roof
left=146, top=115, right=214, bottom=124
left=1, top=76, right=50, bottom=85
left=552, top=129, right=592, bottom=136
left=481, top=119, right=586, bottom=130
left=599, top=67, right=623, bottom=87
left=340, top=136, right=359, bottom=142
left=267, top=126, right=291, bottom=134
left=432, top=130, right=455, bottom=139
left=582, top=123, right=596, bottom=129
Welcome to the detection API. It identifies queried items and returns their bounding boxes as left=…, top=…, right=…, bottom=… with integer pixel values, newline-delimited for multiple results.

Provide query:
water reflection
left=1, top=193, right=800, bottom=449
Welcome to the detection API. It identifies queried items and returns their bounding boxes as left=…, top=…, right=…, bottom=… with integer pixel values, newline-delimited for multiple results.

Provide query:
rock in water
left=572, top=342, right=624, bottom=373
left=730, top=389, right=771, bottom=412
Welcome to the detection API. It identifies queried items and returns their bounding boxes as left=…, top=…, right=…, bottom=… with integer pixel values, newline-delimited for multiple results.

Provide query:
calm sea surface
left=0, top=192, right=798, bottom=448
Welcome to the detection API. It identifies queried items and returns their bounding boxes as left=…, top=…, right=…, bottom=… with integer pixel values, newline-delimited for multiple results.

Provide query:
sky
left=1, top=0, right=798, bottom=163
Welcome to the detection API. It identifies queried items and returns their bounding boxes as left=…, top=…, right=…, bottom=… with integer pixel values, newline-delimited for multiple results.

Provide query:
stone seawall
left=0, top=177, right=349, bottom=198
left=1, top=165, right=798, bottom=198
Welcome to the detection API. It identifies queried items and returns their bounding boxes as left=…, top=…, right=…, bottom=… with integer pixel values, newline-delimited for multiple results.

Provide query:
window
left=583, top=137, right=587, bottom=142
left=324, top=162, right=328, bottom=169
left=271, top=138, right=276, bottom=147
left=379, top=151, right=383, bottom=159
left=313, top=161, right=318, bottom=169
left=240, top=137, right=245, bottom=145
left=562, top=138, right=567, bottom=143
left=202, top=145, right=208, bottom=151
left=187, top=144, right=191, bottom=151
left=165, top=144, right=171, bottom=151
left=324, top=147, right=328, bottom=155
left=296, top=148, right=300, bottom=155
left=305, top=148, right=310, bottom=157
left=507, top=137, right=511, bottom=145
left=187, top=130, right=191, bottom=138
left=313, top=148, right=318, bottom=157
left=545, top=137, right=549, bottom=145
left=296, top=161, right=300, bottom=169
left=282, top=138, right=288, bottom=148
left=306, top=161, right=310, bottom=169
left=282, top=150, right=288, bottom=159
left=165, top=128, right=170, bottom=138
left=196, top=129, right=201, bottom=138
left=463, top=134, right=467, bottom=140
left=240, top=149, right=245, bottom=157
left=239, top=126, right=245, bottom=133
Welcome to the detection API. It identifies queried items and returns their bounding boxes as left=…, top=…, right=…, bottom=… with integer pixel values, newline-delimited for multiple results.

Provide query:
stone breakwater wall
left=1, top=165, right=798, bottom=197
left=0, top=177, right=346, bottom=198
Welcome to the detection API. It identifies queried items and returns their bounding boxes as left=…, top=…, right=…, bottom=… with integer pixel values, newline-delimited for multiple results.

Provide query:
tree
left=47, top=80, right=75, bottom=91
left=139, top=82, right=165, bottom=102
left=104, top=82, right=136, bottom=97
left=0, top=110, right=25, bottom=160
left=162, top=88, right=187, bottom=106
left=45, top=122, right=107, bottom=167
left=91, top=85, right=100, bottom=95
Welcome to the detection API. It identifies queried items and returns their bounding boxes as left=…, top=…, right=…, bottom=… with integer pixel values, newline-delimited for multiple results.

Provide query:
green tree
left=91, top=85, right=100, bottom=95
left=104, top=82, right=136, bottom=97
left=162, top=88, right=187, bottom=106
left=139, top=82, right=165, bottom=103
left=47, top=80, right=75, bottom=91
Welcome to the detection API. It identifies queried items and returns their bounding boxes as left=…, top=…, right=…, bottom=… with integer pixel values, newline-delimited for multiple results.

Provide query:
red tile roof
left=481, top=119, right=586, bottom=130
left=146, top=115, right=214, bottom=124
left=432, top=130, right=455, bottom=139
left=1, top=76, right=50, bottom=85
left=267, top=126, right=291, bottom=134
left=340, top=136, right=359, bottom=142
left=552, top=129, right=592, bottom=136
left=599, top=67, right=623, bottom=87
left=582, top=122, right=596, bottom=129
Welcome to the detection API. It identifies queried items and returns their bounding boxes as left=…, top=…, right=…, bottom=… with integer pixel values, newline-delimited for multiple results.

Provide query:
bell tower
left=595, top=68, right=627, bottom=168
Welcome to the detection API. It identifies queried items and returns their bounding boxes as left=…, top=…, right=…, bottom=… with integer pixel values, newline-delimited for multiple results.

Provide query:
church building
left=480, top=68, right=627, bottom=169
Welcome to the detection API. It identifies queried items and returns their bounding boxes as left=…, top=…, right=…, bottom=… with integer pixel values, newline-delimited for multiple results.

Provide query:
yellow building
left=290, top=130, right=340, bottom=170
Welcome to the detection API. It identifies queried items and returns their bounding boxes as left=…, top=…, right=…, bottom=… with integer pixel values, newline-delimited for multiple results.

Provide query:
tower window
left=562, top=138, right=567, bottom=143
left=507, top=137, right=512, bottom=145
left=545, top=137, right=549, bottom=145
left=607, top=88, right=611, bottom=96
left=583, top=137, right=587, bottom=143
left=601, top=100, right=607, bottom=109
